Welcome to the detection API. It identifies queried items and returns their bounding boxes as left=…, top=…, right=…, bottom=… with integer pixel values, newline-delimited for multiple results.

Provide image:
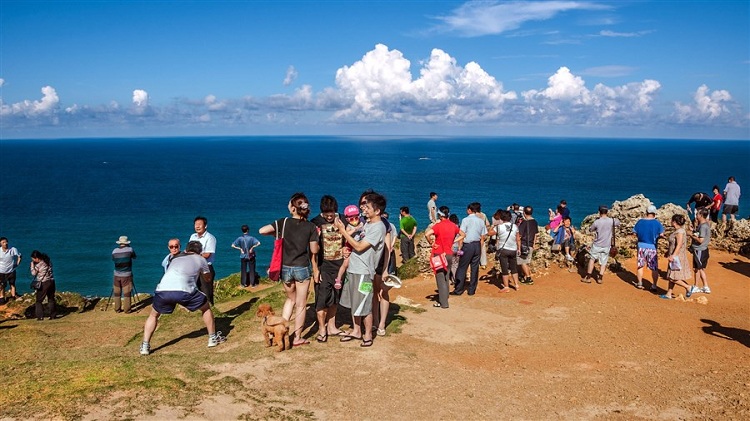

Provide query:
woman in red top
left=425, top=206, right=460, bottom=309
left=711, top=185, right=723, bottom=223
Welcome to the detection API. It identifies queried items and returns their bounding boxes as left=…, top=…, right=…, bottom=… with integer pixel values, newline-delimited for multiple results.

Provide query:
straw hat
left=383, top=274, right=402, bottom=288
left=116, top=236, right=131, bottom=245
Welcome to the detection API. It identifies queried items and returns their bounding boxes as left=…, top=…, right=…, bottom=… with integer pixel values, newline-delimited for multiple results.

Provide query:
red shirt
left=712, top=193, right=722, bottom=210
left=432, top=220, right=460, bottom=256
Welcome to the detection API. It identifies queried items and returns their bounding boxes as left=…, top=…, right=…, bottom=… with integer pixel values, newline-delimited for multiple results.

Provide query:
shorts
left=375, top=250, right=387, bottom=274
left=723, top=204, right=738, bottom=215
left=516, top=247, right=534, bottom=265
left=315, top=260, right=342, bottom=311
left=339, top=272, right=373, bottom=317
left=588, top=245, right=611, bottom=267
left=152, top=290, right=207, bottom=314
left=0, top=271, right=17, bottom=289
left=692, top=248, right=710, bottom=270
left=496, top=248, right=518, bottom=275
left=280, top=265, right=311, bottom=283
left=113, top=274, right=133, bottom=288
left=637, top=247, right=658, bottom=270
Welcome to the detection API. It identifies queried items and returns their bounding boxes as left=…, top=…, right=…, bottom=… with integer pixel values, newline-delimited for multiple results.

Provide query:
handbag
left=268, top=218, right=287, bottom=281
left=30, top=276, right=41, bottom=290
left=609, top=218, right=618, bottom=258
left=430, top=253, right=448, bottom=273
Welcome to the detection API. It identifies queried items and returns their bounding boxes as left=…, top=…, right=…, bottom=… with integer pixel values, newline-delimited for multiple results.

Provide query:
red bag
left=430, top=253, right=448, bottom=273
left=268, top=218, right=287, bottom=281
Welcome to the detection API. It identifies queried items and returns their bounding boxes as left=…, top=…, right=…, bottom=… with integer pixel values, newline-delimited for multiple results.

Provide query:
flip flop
left=292, top=340, right=311, bottom=347
left=328, top=330, right=349, bottom=337
left=316, top=334, right=328, bottom=343
left=659, top=294, right=672, bottom=300
left=340, top=334, right=362, bottom=343
left=360, top=339, right=373, bottom=347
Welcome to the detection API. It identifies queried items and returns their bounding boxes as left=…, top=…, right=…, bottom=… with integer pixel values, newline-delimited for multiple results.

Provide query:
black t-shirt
left=518, top=219, right=539, bottom=247
left=688, top=192, right=712, bottom=208
left=273, top=217, right=319, bottom=267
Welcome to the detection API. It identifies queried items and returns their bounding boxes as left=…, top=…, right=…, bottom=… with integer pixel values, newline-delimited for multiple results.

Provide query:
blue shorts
left=152, top=290, right=207, bottom=314
left=281, top=265, right=311, bottom=283
left=637, top=247, right=658, bottom=270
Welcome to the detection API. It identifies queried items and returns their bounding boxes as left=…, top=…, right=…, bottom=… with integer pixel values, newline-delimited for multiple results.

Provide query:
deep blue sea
left=1, top=136, right=748, bottom=296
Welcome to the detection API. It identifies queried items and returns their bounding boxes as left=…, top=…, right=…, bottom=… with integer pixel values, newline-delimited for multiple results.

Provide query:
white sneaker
left=702, top=286, right=711, bottom=294
left=565, top=254, right=574, bottom=262
left=139, top=342, right=150, bottom=356
left=208, top=331, right=226, bottom=348
left=689, top=285, right=701, bottom=295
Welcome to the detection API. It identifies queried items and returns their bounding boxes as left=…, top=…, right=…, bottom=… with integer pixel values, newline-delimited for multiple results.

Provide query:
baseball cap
left=344, top=205, right=359, bottom=217
left=647, top=205, right=657, bottom=214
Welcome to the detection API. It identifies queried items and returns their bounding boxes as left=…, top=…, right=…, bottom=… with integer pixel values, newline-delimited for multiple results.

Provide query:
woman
left=30, top=250, right=56, bottom=320
left=553, top=216, right=577, bottom=262
left=661, top=214, right=693, bottom=299
left=259, top=193, right=319, bottom=346
left=710, top=185, right=723, bottom=224
left=493, top=210, right=521, bottom=292
left=548, top=205, right=564, bottom=233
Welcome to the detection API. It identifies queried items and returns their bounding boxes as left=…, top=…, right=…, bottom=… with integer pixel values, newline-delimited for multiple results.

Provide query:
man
left=689, top=208, right=712, bottom=295
left=632, top=205, right=665, bottom=291
left=161, top=238, right=181, bottom=272
left=140, top=241, right=225, bottom=355
left=451, top=202, right=488, bottom=296
left=427, top=192, right=438, bottom=226
left=111, top=236, right=137, bottom=313
left=686, top=192, right=712, bottom=217
left=722, top=176, right=741, bottom=223
left=311, top=195, right=348, bottom=342
left=334, top=192, right=387, bottom=348
left=231, top=225, right=261, bottom=287
left=582, top=206, right=620, bottom=284
left=399, top=206, right=417, bottom=262
left=0, top=237, right=22, bottom=302
left=559, top=200, right=570, bottom=219
left=425, top=206, right=459, bottom=308
left=517, top=206, right=539, bottom=285
left=190, top=216, right=217, bottom=305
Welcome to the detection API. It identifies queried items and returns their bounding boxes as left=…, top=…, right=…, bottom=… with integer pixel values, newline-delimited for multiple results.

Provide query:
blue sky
left=1, top=0, right=748, bottom=139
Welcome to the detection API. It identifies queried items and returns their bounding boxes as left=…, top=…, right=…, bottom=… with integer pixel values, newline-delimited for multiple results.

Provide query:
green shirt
left=400, top=215, right=417, bottom=236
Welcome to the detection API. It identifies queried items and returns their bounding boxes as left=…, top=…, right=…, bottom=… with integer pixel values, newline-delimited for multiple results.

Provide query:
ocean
left=1, top=136, right=748, bottom=296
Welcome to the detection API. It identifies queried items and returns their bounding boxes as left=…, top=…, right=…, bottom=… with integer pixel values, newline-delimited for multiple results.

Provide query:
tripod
left=103, top=281, right=141, bottom=312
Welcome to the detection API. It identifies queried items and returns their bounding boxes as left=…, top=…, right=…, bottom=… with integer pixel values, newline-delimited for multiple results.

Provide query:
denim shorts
left=281, top=265, right=311, bottom=283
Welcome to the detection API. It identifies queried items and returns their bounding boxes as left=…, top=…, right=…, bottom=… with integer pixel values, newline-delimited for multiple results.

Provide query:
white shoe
left=689, top=285, right=701, bottom=295
left=139, top=342, right=150, bottom=356
left=702, top=286, right=711, bottom=294
left=565, top=254, right=574, bottom=262
left=208, top=331, right=226, bottom=347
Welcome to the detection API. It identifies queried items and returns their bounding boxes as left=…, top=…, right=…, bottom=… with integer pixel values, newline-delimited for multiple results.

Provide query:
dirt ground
left=87, top=250, right=749, bottom=420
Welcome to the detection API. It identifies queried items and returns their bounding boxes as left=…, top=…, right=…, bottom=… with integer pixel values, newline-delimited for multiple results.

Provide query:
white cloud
left=434, top=1, right=611, bottom=37
left=599, top=29, right=654, bottom=37
left=0, top=78, right=5, bottom=87
left=675, top=85, right=737, bottom=122
left=132, top=89, right=149, bottom=107
left=0, top=85, right=59, bottom=117
left=283, top=65, right=298, bottom=86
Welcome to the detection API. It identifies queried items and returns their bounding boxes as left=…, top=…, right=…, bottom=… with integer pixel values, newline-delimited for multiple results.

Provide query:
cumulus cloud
left=0, top=85, right=60, bottom=117
left=132, top=89, right=149, bottom=107
left=283, top=65, right=298, bottom=86
left=674, top=85, right=738, bottom=123
left=331, top=44, right=516, bottom=122
left=434, top=0, right=611, bottom=37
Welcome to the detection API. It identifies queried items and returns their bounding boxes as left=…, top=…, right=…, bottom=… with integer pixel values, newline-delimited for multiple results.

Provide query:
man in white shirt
left=723, top=176, right=741, bottom=223
left=189, top=216, right=217, bottom=304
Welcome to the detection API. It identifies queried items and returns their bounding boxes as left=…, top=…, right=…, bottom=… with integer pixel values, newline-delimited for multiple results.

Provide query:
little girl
left=335, top=205, right=363, bottom=289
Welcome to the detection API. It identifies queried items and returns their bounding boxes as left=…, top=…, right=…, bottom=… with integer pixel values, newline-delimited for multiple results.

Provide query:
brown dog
left=256, top=303, right=290, bottom=352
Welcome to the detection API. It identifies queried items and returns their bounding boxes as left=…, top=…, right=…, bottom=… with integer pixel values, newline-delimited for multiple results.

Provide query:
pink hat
left=344, top=205, right=360, bottom=217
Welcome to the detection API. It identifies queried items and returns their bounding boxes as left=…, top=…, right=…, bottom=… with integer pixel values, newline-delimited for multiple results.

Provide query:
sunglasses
left=346, top=215, right=360, bottom=220
left=168, top=245, right=180, bottom=249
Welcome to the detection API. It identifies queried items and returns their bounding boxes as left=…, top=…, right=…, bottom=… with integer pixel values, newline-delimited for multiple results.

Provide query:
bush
left=397, top=257, right=420, bottom=279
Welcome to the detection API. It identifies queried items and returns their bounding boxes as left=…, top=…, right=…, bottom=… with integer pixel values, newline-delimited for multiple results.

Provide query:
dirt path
left=91, top=251, right=750, bottom=420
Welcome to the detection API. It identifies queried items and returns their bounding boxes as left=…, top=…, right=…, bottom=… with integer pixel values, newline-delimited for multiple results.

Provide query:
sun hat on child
left=116, top=236, right=131, bottom=245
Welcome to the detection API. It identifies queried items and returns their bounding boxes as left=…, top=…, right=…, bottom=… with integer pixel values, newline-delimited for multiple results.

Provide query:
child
left=335, top=205, right=363, bottom=289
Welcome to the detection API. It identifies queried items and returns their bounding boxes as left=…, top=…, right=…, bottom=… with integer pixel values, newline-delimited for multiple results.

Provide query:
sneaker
left=565, top=254, right=574, bottom=262
left=208, top=331, right=226, bottom=348
left=525, top=277, right=534, bottom=285
left=689, top=285, right=701, bottom=295
left=139, top=342, right=150, bottom=356
left=702, top=286, right=711, bottom=294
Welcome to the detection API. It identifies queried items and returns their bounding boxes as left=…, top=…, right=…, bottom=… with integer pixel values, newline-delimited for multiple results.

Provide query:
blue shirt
left=460, top=214, right=488, bottom=243
left=232, top=234, right=260, bottom=259
left=633, top=218, right=664, bottom=249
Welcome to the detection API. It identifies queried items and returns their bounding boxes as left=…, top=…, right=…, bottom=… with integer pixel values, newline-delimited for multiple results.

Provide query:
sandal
left=499, top=287, right=511, bottom=293
left=659, top=294, right=672, bottom=300
left=292, top=340, right=310, bottom=347
left=635, top=283, right=645, bottom=290
left=432, top=303, right=443, bottom=308
left=328, top=329, right=348, bottom=337
left=316, top=334, right=328, bottom=343
left=340, top=334, right=362, bottom=343
left=376, top=328, right=386, bottom=336
left=334, top=278, right=342, bottom=290
left=360, top=339, right=373, bottom=347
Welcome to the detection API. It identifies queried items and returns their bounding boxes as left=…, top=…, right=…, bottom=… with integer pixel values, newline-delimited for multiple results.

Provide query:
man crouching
left=139, top=241, right=226, bottom=355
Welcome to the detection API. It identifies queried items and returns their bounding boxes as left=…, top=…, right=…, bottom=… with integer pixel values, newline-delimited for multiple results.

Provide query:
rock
left=1, top=291, right=96, bottom=319
left=696, top=296, right=708, bottom=305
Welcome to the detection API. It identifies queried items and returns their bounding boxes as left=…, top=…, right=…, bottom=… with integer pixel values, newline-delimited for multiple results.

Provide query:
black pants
left=35, top=281, right=57, bottom=320
left=198, top=265, right=215, bottom=305
left=454, top=242, right=481, bottom=295
left=240, top=257, right=257, bottom=287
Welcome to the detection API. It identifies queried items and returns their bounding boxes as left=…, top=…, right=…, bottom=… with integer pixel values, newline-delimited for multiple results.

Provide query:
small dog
left=256, top=303, right=290, bottom=352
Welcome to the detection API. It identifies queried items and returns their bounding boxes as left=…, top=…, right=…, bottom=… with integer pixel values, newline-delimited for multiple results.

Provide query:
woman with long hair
left=259, top=193, right=319, bottom=347
left=30, top=250, right=57, bottom=320
left=661, top=214, right=693, bottom=299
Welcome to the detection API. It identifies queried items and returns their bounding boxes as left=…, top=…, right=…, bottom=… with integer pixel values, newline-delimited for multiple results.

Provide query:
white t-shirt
left=347, top=221, right=386, bottom=276
left=189, top=231, right=216, bottom=264
left=155, top=253, right=210, bottom=293
left=0, top=247, right=21, bottom=274
left=495, top=223, right=519, bottom=251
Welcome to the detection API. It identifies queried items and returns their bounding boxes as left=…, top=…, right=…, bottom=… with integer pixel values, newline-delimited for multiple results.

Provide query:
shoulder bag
left=30, top=275, right=41, bottom=290
left=268, top=218, right=287, bottom=281
left=609, top=218, right=618, bottom=258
